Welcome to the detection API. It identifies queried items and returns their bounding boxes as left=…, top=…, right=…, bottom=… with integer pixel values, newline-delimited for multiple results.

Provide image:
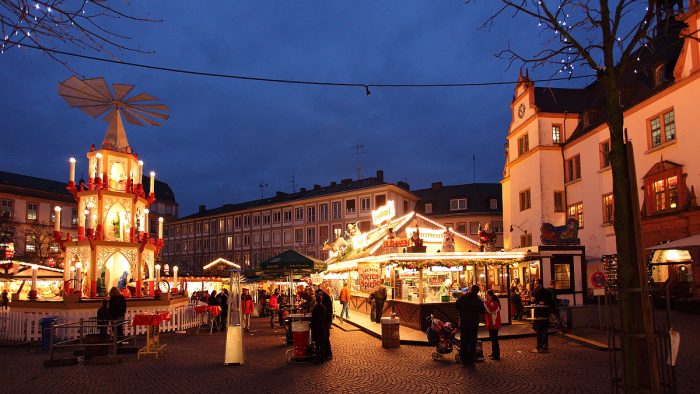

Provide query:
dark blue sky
left=1, top=1, right=592, bottom=215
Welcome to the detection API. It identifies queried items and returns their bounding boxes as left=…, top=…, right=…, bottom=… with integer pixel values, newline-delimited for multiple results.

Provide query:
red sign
left=383, top=238, right=410, bottom=248
left=591, top=271, right=606, bottom=288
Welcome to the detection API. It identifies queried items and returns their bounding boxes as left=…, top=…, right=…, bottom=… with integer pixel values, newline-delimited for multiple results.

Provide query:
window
left=319, top=204, right=328, bottom=221
left=520, top=233, right=532, bottom=248
left=218, top=219, right=225, bottom=233
left=649, top=109, right=676, bottom=148
left=332, top=202, right=341, bottom=220
left=210, top=220, right=217, bottom=235
left=599, top=140, right=611, bottom=169
left=283, top=210, right=292, bottom=223
left=469, top=222, right=480, bottom=235
left=553, top=263, right=572, bottom=290
left=71, top=208, right=78, bottom=226
left=25, top=234, right=36, bottom=252
left=50, top=208, right=57, bottom=223
left=552, top=124, right=562, bottom=144
left=263, top=232, right=271, bottom=245
left=295, top=229, right=304, bottom=243
left=554, top=191, right=565, bottom=212
left=404, top=201, right=409, bottom=212
left=307, top=228, right=316, bottom=244
left=253, top=215, right=261, bottom=227
left=252, top=233, right=260, bottom=246
left=272, top=211, right=281, bottom=224
left=654, top=64, right=666, bottom=86
left=492, top=221, right=504, bottom=234
left=202, top=221, right=209, bottom=234
left=227, top=236, right=233, bottom=250
left=210, top=237, right=216, bottom=252
left=360, top=197, right=371, bottom=212
left=234, top=216, right=241, bottom=229
left=375, top=194, right=386, bottom=207
left=243, top=235, right=251, bottom=247
left=0, top=199, right=13, bottom=218
left=26, top=202, right=38, bottom=221
left=295, top=207, right=304, bottom=221
left=345, top=199, right=356, bottom=215
left=283, top=229, right=293, bottom=244
left=226, top=217, right=233, bottom=232
left=453, top=222, right=464, bottom=234
left=243, top=215, right=251, bottom=228
left=424, top=203, right=432, bottom=214
left=566, top=155, right=581, bottom=182
left=517, top=134, right=529, bottom=156
left=262, top=213, right=270, bottom=226
left=489, top=199, right=498, bottom=209
left=653, top=176, right=679, bottom=212
left=50, top=242, right=60, bottom=254
left=219, top=236, right=225, bottom=252
left=449, top=198, right=467, bottom=211
left=603, top=193, right=614, bottom=224
left=519, top=189, right=531, bottom=211
left=272, top=231, right=281, bottom=245
left=234, top=235, right=241, bottom=248
left=568, top=202, right=584, bottom=229
left=307, top=206, right=316, bottom=223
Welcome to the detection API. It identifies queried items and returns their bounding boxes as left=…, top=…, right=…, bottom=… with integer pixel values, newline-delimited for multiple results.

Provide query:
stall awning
left=646, top=234, right=700, bottom=251
left=260, top=249, right=326, bottom=272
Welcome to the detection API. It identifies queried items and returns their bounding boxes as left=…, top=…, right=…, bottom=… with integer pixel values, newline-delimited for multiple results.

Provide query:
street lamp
left=510, top=224, right=527, bottom=234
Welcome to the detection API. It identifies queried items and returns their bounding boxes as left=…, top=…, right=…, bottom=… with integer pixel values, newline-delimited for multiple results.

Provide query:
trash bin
left=39, top=316, right=59, bottom=351
left=380, top=317, right=400, bottom=348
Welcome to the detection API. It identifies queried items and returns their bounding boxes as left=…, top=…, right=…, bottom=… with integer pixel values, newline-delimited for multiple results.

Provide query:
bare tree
left=20, top=220, right=63, bottom=267
left=473, top=0, right=691, bottom=391
left=0, top=0, right=160, bottom=68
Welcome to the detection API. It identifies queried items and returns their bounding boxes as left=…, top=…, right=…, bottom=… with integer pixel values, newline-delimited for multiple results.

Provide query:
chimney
left=376, top=170, right=384, bottom=182
left=300, top=187, right=307, bottom=192
left=431, top=182, right=443, bottom=191
left=397, top=181, right=410, bottom=191
left=198, top=205, right=206, bottom=213
left=313, top=184, right=321, bottom=190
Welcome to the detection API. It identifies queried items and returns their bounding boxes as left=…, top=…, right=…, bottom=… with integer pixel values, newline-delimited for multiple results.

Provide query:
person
left=310, top=294, right=328, bottom=364
left=1, top=289, right=8, bottom=309
left=268, top=290, right=279, bottom=328
left=241, top=288, right=254, bottom=333
left=455, top=285, right=485, bottom=368
left=108, top=287, right=127, bottom=339
left=511, top=285, right=523, bottom=320
left=484, top=290, right=501, bottom=360
left=219, top=288, right=229, bottom=330
left=302, top=287, right=315, bottom=313
left=547, top=282, right=560, bottom=324
left=208, top=290, right=220, bottom=331
left=531, top=279, right=553, bottom=353
left=373, top=285, right=387, bottom=323
left=96, top=298, right=111, bottom=336
left=317, top=288, right=333, bottom=359
left=522, top=283, right=532, bottom=305
left=339, top=282, right=350, bottom=320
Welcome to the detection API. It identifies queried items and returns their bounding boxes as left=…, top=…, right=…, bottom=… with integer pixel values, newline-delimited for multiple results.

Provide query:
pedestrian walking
left=269, top=290, right=279, bottom=328
left=484, top=290, right=501, bottom=360
left=241, top=288, right=254, bottom=333
left=108, top=287, right=127, bottom=339
left=374, top=285, right=387, bottom=323
left=531, top=279, right=553, bottom=353
left=455, top=285, right=485, bottom=368
left=219, top=288, right=229, bottom=330
left=339, top=282, right=350, bottom=320
left=310, top=294, right=328, bottom=364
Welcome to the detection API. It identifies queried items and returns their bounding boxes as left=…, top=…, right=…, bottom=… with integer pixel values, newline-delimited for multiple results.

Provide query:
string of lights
left=5, top=40, right=596, bottom=93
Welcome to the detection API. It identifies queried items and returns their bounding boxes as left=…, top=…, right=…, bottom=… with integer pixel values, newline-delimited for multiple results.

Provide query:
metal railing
left=48, top=318, right=135, bottom=363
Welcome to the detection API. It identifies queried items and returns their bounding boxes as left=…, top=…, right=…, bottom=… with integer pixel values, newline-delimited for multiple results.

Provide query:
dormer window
left=450, top=198, right=467, bottom=211
left=654, top=64, right=666, bottom=87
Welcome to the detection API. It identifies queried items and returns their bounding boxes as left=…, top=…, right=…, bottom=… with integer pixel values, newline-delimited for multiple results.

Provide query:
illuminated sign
left=382, top=238, right=410, bottom=248
left=372, top=201, right=396, bottom=226
left=404, top=227, right=445, bottom=244
left=358, top=263, right=382, bottom=292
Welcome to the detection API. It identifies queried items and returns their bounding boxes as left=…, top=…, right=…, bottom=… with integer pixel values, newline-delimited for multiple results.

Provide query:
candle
left=54, top=206, right=61, bottom=232
left=83, top=209, right=89, bottom=228
left=75, top=262, right=82, bottom=286
left=144, top=209, right=150, bottom=234
left=90, top=214, right=97, bottom=231
left=158, top=217, right=164, bottom=239
left=137, top=160, right=144, bottom=184
left=69, top=157, right=76, bottom=182
left=31, top=265, right=38, bottom=293
left=173, top=266, right=178, bottom=287
left=155, top=264, right=161, bottom=284
left=149, top=171, right=155, bottom=195
left=96, top=153, right=103, bottom=180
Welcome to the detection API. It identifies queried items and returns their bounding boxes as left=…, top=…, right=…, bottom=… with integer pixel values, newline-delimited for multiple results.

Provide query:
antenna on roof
left=289, top=176, right=297, bottom=193
left=259, top=180, right=269, bottom=199
left=351, top=141, right=365, bottom=180
left=472, top=154, right=480, bottom=184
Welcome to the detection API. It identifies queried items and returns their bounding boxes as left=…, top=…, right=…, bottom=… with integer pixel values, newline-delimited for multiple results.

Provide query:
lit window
left=0, top=199, right=13, bottom=218
left=567, top=202, right=584, bottom=229
left=449, top=198, right=467, bottom=211
left=360, top=197, right=371, bottom=212
left=603, top=194, right=614, bottom=224
left=653, top=176, right=678, bottom=212
left=552, top=124, right=561, bottom=144
left=25, top=234, right=36, bottom=252
left=424, top=203, right=432, bottom=214
left=553, top=263, right=572, bottom=290
left=649, top=109, right=676, bottom=148
left=26, top=202, right=38, bottom=221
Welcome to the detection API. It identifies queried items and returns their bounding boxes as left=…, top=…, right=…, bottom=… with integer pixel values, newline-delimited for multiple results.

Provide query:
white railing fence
left=0, top=303, right=201, bottom=342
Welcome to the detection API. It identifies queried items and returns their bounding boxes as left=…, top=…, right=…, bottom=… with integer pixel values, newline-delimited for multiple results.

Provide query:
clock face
left=517, top=103, right=526, bottom=118
left=158, top=280, right=170, bottom=293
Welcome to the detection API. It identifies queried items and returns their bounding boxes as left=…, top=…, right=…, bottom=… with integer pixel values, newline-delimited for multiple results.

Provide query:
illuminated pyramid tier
left=55, top=76, right=169, bottom=298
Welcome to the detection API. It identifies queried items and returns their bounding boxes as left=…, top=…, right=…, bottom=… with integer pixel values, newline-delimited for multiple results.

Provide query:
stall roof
left=646, top=234, right=700, bottom=251
left=0, top=261, right=64, bottom=280
left=325, top=251, right=529, bottom=273
left=260, top=249, right=326, bottom=272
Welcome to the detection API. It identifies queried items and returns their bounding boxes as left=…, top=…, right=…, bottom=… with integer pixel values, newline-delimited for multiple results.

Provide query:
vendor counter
left=346, top=293, right=459, bottom=331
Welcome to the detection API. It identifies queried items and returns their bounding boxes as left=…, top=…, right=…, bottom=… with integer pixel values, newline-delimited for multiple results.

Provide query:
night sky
left=1, top=1, right=592, bottom=215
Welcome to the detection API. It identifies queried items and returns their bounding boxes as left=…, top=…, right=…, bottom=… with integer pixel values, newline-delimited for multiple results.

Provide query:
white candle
left=144, top=209, right=150, bottom=233
left=173, top=266, right=178, bottom=287
left=137, top=160, right=144, bottom=184
left=69, top=157, right=76, bottom=182
left=149, top=171, right=155, bottom=195
left=82, top=209, right=89, bottom=228
left=90, top=214, right=97, bottom=231
left=96, top=153, right=103, bottom=180
left=155, top=264, right=161, bottom=283
left=31, top=265, right=38, bottom=293
left=158, top=217, right=164, bottom=239
left=54, top=206, right=61, bottom=232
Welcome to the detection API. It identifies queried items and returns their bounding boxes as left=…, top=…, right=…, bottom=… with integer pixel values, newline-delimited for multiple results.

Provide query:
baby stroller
left=426, top=315, right=461, bottom=362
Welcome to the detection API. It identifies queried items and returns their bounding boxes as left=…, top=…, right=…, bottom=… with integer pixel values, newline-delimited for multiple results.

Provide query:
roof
left=260, top=249, right=325, bottom=272
left=646, top=234, right=700, bottom=251
left=0, top=171, right=177, bottom=205
left=179, top=171, right=406, bottom=220
left=525, top=18, right=685, bottom=143
left=411, top=183, right=502, bottom=216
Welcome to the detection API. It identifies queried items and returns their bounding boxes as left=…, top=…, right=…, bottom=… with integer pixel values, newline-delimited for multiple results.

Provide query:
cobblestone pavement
left=2, top=314, right=696, bottom=394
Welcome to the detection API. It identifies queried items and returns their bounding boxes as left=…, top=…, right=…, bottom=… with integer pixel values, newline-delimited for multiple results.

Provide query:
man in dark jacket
left=455, top=285, right=485, bottom=368
left=108, top=287, right=127, bottom=338
left=374, top=285, right=387, bottom=323
left=317, top=288, right=334, bottom=359
left=531, top=279, right=553, bottom=353
left=310, top=295, right=328, bottom=364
